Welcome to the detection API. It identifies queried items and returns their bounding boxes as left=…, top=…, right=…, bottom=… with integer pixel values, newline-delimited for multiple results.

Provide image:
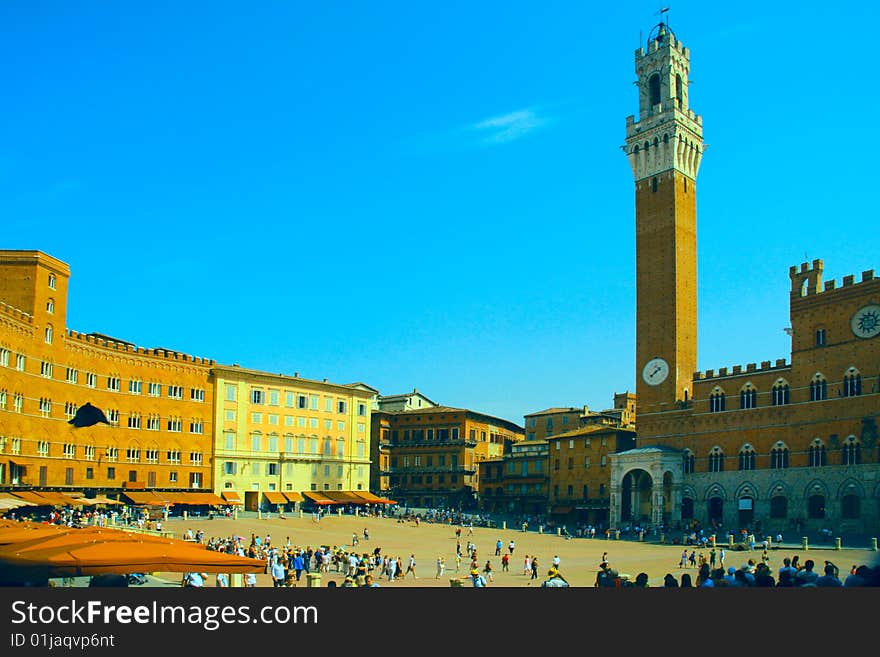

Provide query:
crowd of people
left=594, top=553, right=880, bottom=588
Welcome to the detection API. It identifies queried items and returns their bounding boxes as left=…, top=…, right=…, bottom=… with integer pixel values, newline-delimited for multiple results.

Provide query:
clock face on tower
left=850, top=304, right=880, bottom=339
left=642, top=357, right=670, bottom=386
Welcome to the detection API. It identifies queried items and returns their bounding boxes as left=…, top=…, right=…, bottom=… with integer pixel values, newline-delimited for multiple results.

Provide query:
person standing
left=271, top=560, right=285, bottom=588
left=530, top=556, right=539, bottom=580
left=293, top=551, right=305, bottom=582
left=508, top=539, right=516, bottom=555
left=523, top=555, right=531, bottom=576
left=483, top=560, right=494, bottom=582
left=495, top=539, right=503, bottom=556
left=501, top=553, right=510, bottom=572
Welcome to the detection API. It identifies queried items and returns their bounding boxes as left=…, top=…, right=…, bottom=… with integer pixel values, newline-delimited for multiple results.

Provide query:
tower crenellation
left=790, top=259, right=877, bottom=299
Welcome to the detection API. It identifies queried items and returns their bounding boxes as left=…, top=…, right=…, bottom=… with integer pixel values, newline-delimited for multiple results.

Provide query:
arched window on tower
left=648, top=73, right=661, bottom=107
left=676, top=74, right=683, bottom=108
left=708, top=447, right=725, bottom=473
left=770, top=442, right=789, bottom=469
left=738, top=445, right=756, bottom=471
left=841, top=436, right=861, bottom=465
left=810, top=374, right=827, bottom=401
left=808, top=439, right=826, bottom=467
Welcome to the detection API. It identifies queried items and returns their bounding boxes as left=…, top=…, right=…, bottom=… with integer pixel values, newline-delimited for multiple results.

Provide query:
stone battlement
left=694, top=358, right=789, bottom=381
left=0, top=300, right=34, bottom=325
left=65, top=329, right=214, bottom=366
left=789, top=258, right=876, bottom=298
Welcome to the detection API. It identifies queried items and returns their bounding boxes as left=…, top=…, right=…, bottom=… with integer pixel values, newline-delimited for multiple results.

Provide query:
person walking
left=523, top=555, right=531, bottom=576
left=530, top=556, right=539, bottom=580
left=483, top=560, right=494, bottom=582
left=495, top=539, right=503, bottom=556
left=501, top=553, right=510, bottom=572
left=405, top=554, right=417, bottom=579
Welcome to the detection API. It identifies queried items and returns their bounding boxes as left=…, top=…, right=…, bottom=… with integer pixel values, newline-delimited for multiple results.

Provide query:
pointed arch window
left=738, top=446, right=756, bottom=471
left=809, top=374, right=827, bottom=401
left=771, top=381, right=790, bottom=406
left=842, top=370, right=862, bottom=397
left=808, top=440, right=826, bottom=467
left=682, top=451, right=695, bottom=474
left=841, top=437, right=861, bottom=465
left=709, top=389, right=726, bottom=412
left=708, top=447, right=725, bottom=473
left=770, top=444, right=789, bottom=469
left=740, top=385, right=757, bottom=410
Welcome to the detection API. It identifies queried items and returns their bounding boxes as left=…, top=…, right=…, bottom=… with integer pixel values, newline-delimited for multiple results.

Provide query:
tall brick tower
left=625, top=21, right=704, bottom=417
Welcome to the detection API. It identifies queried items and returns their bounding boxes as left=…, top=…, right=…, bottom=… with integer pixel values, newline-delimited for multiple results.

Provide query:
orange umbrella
left=0, top=523, right=264, bottom=584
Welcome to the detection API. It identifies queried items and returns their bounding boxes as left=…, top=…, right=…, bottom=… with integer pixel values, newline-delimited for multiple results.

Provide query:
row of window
left=222, top=432, right=366, bottom=458
left=0, top=350, right=207, bottom=400
left=551, top=482, right=607, bottom=500
left=228, top=411, right=365, bottom=433
left=221, top=462, right=365, bottom=479
left=390, top=454, right=459, bottom=468
left=554, top=455, right=608, bottom=470
left=682, top=440, right=871, bottom=473
left=707, top=372, right=864, bottom=412
left=388, top=474, right=459, bottom=486
left=19, top=465, right=200, bottom=487
left=229, top=386, right=366, bottom=416
left=0, top=394, right=205, bottom=434
left=0, top=437, right=203, bottom=465
left=526, top=415, right=574, bottom=430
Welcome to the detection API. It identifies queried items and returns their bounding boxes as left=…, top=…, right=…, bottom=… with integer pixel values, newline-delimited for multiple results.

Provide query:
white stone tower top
left=624, top=22, right=705, bottom=182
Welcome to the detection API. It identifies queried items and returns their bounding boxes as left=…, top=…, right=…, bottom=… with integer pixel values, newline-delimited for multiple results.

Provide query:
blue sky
left=3, top=2, right=878, bottom=426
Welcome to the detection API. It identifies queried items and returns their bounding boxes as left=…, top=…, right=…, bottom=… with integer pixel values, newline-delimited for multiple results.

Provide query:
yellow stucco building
left=212, top=365, right=373, bottom=511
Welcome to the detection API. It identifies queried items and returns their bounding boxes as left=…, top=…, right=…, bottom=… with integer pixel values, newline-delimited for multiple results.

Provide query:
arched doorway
left=808, top=494, right=826, bottom=519
left=620, top=469, right=653, bottom=524
left=737, top=496, right=754, bottom=527
left=770, top=496, right=788, bottom=520
left=707, top=496, right=723, bottom=525
left=681, top=497, right=694, bottom=520
left=841, top=494, right=859, bottom=519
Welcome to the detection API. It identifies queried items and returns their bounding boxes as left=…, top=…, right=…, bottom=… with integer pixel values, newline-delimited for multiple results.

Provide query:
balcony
left=384, top=439, right=478, bottom=448
left=379, top=466, right=476, bottom=476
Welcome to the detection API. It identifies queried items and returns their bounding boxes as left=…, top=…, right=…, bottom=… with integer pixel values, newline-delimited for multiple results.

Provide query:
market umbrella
left=0, top=523, right=265, bottom=585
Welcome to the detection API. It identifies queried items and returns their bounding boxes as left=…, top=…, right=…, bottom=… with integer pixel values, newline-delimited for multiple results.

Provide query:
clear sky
left=3, top=1, right=878, bottom=426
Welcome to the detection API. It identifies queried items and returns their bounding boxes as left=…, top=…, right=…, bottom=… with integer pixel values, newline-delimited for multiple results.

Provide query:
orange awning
left=283, top=492, right=303, bottom=503
left=121, top=491, right=172, bottom=506
left=263, top=492, right=287, bottom=505
left=302, top=491, right=338, bottom=505
left=221, top=491, right=243, bottom=505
